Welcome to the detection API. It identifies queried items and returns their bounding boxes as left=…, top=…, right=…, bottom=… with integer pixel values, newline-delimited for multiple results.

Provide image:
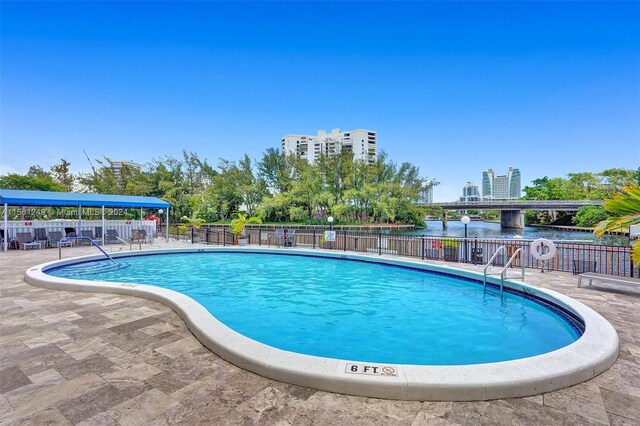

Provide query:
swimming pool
left=46, top=251, right=582, bottom=365
left=27, top=247, right=619, bottom=400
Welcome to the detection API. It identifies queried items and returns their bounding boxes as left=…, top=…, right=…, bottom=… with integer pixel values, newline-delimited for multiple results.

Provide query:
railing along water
left=181, top=226, right=638, bottom=278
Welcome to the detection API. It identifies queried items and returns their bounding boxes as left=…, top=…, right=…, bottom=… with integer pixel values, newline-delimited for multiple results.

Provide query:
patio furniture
left=274, top=229, right=285, bottom=247
left=105, top=230, right=122, bottom=244
left=80, top=230, right=102, bottom=245
left=572, top=260, right=597, bottom=275
left=16, top=232, right=41, bottom=250
left=49, top=231, right=72, bottom=248
left=578, top=272, right=640, bottom=288
left=130, top=229, right=147, bottom=244
left=33, top=228, right=50, bottom=248
left=285, top=229, right=296, bottom=247
left=64, top=227, right=77, bottom=237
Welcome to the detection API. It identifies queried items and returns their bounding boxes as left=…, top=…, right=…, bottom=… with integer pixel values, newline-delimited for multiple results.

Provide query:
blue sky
left=1, top=1, right=638, bottom=201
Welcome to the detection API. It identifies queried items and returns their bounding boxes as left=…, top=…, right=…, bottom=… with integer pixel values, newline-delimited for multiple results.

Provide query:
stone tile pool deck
left=1, top=241, right=639, bottom=425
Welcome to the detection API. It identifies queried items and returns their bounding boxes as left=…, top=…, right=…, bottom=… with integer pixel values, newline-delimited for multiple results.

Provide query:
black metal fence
left=166, top=226, right=637, bottom=278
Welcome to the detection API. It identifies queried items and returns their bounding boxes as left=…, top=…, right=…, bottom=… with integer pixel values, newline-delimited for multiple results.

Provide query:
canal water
left=409, top=221, right=630, bottom=247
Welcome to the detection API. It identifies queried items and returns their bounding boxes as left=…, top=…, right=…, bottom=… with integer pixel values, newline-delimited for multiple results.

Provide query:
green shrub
left=573, top=206, right=610, bottom=227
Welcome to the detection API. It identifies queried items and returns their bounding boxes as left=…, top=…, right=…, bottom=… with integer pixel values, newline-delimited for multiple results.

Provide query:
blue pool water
left=47, top=252, right=582, bottom=365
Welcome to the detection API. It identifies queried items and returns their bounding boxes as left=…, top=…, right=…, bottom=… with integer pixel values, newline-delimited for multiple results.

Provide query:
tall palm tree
left=594, top=184, right=640, bottom=264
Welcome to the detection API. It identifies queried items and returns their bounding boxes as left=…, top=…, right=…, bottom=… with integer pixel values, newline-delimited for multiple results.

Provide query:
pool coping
left=24, top=246, right=619, bottom=401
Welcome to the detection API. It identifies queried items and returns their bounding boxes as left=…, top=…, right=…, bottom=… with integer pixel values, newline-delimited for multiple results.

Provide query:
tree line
left=0, top=150, right=435, bottom=226
left=522, top=169, right=640, bottom=227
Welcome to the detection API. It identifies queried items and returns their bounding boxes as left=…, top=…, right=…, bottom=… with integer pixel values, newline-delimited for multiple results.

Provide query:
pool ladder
left=483, top=246, right=525, bottom=296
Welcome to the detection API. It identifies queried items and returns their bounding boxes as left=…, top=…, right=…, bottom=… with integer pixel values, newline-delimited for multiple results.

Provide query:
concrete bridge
left=418, top=200, right=604, bottom=229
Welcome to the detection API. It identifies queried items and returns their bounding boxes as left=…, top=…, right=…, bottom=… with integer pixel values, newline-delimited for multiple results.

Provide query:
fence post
left=473, top=238, right=478, bottom=265
left=191, top=227, right=194, bottom=244
left=259, top=229, right=262, bottom=246
left=421, top=237, right=425, bottom=260
left=313, top=229, right=316, bottom=249
left=378, top=232, right=382, bottom=256
left=223, top=230, right=226, bottom=246
left=344, top=230, right=347, bottom=251
left=206, top=228, right=210, bottom=245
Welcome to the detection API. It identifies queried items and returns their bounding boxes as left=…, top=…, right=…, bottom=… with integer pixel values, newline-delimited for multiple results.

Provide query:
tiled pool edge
left=24, top=246, right=619, bottom=401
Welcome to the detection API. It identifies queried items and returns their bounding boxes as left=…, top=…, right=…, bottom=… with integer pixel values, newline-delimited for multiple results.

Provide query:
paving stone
left=108, top=315, right=163, bottom=334
left=419, top=401, right=453, bottom=418
left=103, top=362, right=162, bottom=383
left=601, top=388, right=640, bottom=421
left=609, top=412, right=640, bottom=426
left=1, top=242, right=640, bottom=425
left=0, top=366, right=32, bottom=393
left=542, top=382, right=609, bottom=424
left=144, top=372, right=188, bottom=395
left=27, top=368, right=65, bottom=384
left=53, top=384, right=125, bottom=424
left=0, top=395, right=16, bottom=424
left=106, top=388, right=179, bottom=426
left=9, top=372, right=106, bottom=418
left=54, top=353, right=119, bottom=380
left=75, top=411, right=118, bottom=426
left=138, top=320, right=182, bottom=336
left=13, top=406, right=72, bottom=425
left=153, top=336, right=203, bottom=359
left=411, top=410, right=458, bottom=425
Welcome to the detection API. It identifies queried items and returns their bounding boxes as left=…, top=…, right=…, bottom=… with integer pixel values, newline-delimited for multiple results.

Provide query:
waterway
left=410, top=221, right=630, bottom=247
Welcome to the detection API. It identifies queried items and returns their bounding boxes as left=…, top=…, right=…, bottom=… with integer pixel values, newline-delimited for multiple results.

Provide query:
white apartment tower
left=482, top=166, right=521, bottom=200
left=281, top=128, right=377, bottom=164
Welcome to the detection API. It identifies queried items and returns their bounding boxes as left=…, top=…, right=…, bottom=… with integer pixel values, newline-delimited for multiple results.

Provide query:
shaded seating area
left=1, top=189, right=170, bottom=252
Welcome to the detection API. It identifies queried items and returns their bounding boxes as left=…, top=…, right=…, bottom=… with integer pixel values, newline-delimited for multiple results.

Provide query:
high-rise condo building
left=419, top=180, right=435, bottom=204
left=461, top=182, right=481, bottom=202
left=106, top=160, right=143, bottom=179
left=482, top=167, right=521, bottom=200
left=281, top=128, right=377, bottom=164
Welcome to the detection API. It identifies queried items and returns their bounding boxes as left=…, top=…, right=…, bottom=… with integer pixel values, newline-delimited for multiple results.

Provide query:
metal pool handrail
left=500, top=248, right=525, bottom=296
left=63, top=237, right=118, bottom=265
left=483, top=245, right=506, bottom=290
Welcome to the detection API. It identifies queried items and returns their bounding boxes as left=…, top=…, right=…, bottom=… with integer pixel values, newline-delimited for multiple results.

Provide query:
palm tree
left=181, top=211, right=205, bottom=231
left=594, top=184, right=640, bottom=264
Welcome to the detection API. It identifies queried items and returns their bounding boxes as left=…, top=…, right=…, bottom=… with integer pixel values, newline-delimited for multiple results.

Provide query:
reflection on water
left=404, top=221, right=629, bottom=247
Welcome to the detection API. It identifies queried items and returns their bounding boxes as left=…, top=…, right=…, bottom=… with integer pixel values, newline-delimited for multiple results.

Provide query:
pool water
left=47, top=252, right=582, bottom=365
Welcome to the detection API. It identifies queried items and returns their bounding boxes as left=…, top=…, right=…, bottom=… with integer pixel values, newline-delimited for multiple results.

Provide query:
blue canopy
left=0, top=189, right=170, bottom=209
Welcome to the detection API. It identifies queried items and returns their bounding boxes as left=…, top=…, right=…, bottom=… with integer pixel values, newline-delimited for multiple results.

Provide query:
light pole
left=461, top=215, right=470, bottom=263
left=328, top=216, right=334, bottom=230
